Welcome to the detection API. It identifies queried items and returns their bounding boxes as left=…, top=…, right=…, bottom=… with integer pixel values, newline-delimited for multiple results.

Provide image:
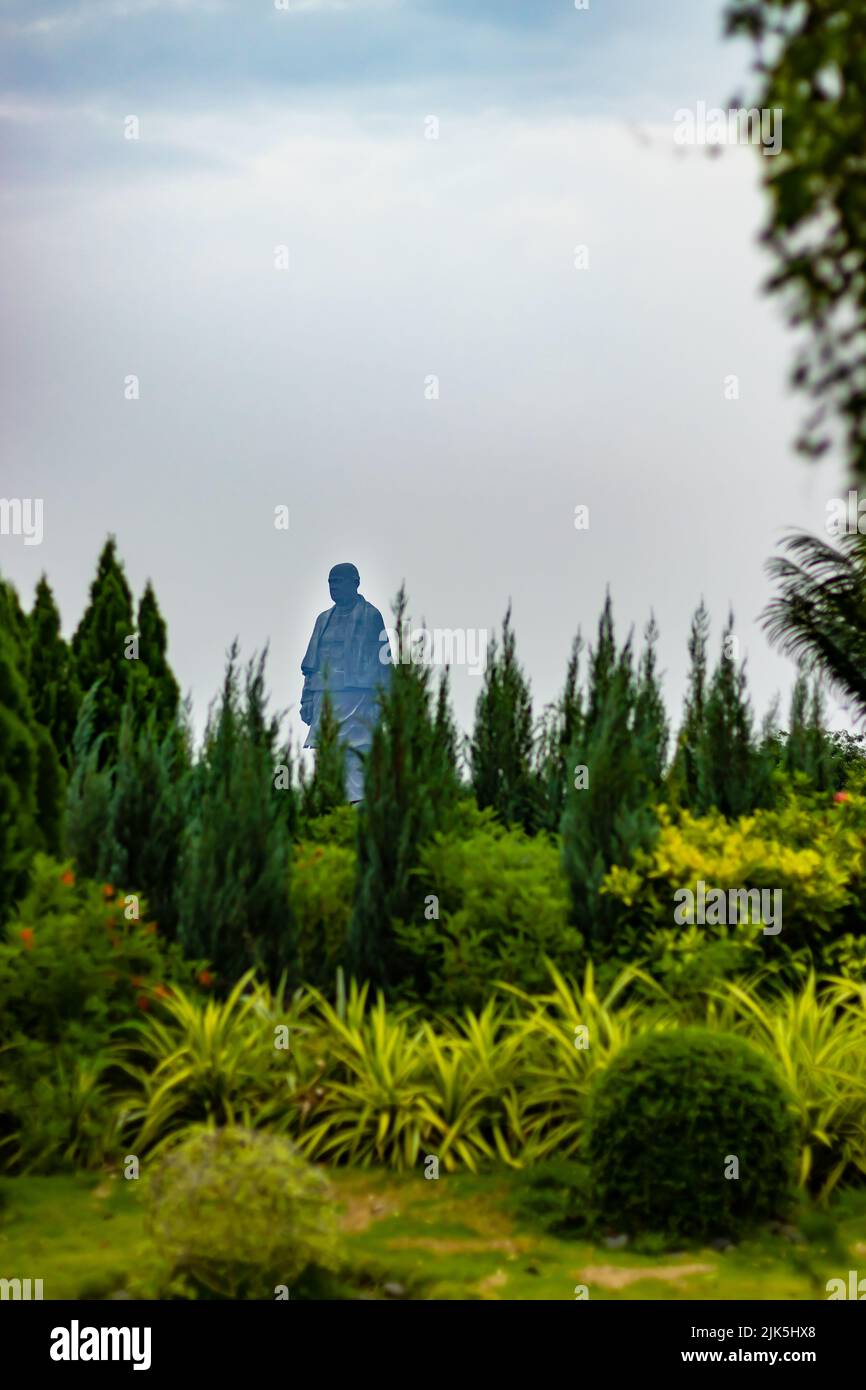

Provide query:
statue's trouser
left=345, top=748, right=365, bottom=803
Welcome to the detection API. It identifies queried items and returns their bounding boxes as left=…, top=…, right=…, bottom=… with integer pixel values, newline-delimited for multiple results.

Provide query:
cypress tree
left=669, top=600, right=710, bottom=808
left=470, top=605, right=537, bottom=832
left=584, top=592, right=618, bottom=735
left=64, top=687, right=113, bottom=880
left=780, top=672, right=834, bottom=790
left=299, top=688, right=346, bottom=822
left=105, top=702, right=189, bottom=938
left=695, top=614, right=771, bottom=817
left=0, top=579, right=40, bottom=920
left=349, top=588, right=458, bottom=991
left=634, top=614, right=669, bottom=786
left=28, top=575, right=81, bottom=767
left=537, top=634, right=583, bottom=833
left=433, top=667, right=463, bottom=797
left=561, top=642, right=659, bottom=951
left=135, top=580, right=180, bottom=737
left=71, top=537, right=136, bottom=759
left=178, top=645, right=295, bottom=984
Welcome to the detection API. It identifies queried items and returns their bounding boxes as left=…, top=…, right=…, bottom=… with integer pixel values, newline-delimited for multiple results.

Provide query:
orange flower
left=143, top=923, right=157, bottom=935
left=102, top=884, right=115, bottom=899
left=153, top=984, right=171, bottom=999
left=834, top=791, right=851, bottom=804
left=136, top=994, right=150, bottom=1011
left=19, top=928, right=35, bottom=950
left=61, top=870, right=75, bottom=887
left=197, top=970, right=215, bottom=988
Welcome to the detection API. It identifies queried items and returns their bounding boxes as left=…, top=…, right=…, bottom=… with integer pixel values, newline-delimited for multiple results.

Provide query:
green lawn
left=1, top=1170, right=864, bottom=1301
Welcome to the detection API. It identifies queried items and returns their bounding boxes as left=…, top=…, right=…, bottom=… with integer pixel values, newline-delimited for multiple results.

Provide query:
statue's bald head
left=329, top=563, right=360, bottom=585
left=328, top=562, right=360, bottom=609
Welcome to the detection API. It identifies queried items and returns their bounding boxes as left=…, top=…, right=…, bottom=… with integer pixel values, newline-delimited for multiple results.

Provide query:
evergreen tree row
left=1, top=538, right=857, bottom=990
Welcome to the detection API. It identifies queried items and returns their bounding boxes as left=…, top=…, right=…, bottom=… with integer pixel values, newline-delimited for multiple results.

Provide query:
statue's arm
left=300, top=676, right=313, bottom=725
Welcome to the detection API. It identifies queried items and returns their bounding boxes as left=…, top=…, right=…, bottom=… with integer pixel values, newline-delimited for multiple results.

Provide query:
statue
left=300, top=563, right=391, bottom=803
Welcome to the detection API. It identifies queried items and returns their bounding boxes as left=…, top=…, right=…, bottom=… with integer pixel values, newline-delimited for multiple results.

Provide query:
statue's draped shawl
left=301, top=595, right=391, bottom=690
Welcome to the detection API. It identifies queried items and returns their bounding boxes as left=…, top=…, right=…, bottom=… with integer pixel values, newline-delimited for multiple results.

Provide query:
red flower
left=102, top=884, right=115, bottom=899
left=61, top=870, right=75, bottom=886
left=834, top=791, right=851, bottom=804
left=153, top=984, right=171, bottom=1000
left=136, top=994, right=150, bottom=1011
left=19, top=928, right=35, bottom=950
left=197, top=970, right=215, bottom=988
left=130, top=975, right=144, bottom=988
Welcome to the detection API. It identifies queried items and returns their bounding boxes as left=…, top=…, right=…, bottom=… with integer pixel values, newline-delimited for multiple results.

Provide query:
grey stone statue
left=300, top=563, right=391, bottom=802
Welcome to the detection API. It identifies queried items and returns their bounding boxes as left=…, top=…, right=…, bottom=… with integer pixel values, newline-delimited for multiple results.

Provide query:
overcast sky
left=0, top=0, right=856, bottom=753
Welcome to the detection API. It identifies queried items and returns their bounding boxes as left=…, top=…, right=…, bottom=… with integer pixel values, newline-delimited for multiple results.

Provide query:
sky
left=0, top=0, right=856, bottom=755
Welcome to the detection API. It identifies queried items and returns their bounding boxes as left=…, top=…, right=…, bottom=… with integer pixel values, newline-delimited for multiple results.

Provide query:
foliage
left=471, top=606, right=538, bottom=833
left=764, top=531, right=866, bottom=723
left=585, top=1028, right=798, bottom=1240
left=298, top=687, right=346, bottom=822
left=27, top=574, right=81, bottom=766
left=502, top=961, right=657, bottom=1161
left=0, top=855, right=190, bottom=1051
left=116, top=973, right=309, bottom=1155
left=135, top=580, right=181, bottom=738
left=70, top=538, right=137, bottom=759
left=71, top=540, right=180, bottom=759
left=536, top=635, right=582, bottom=832
left=600, top=789, right=866, bottom=952
left=0, top=855, right=194, bottom=1173
left=0, top=1040, right=121, bottom=1175
left=726, top=0, right=866, bottom=479
left=394, top=814, right=580, bottom=1009
left=561, top=601, right=662, bottom=949
left=349, top=587, right=459, bottom=990
left=694, top=613, right=773, bottom=817
left=0, top=578, right=50, bottom=917
left=105, top=960, right=866, bottom=1199
left=507, top=1158, right=593, bottom=1237
left=708, top=973, right=866, bottom=1199
left=300, top=803, right=359, bottom=848
left=177, top=644, right=296, bottom=984
left=293, top=839, right=355, bottom=990
left=145, top=1125, right=338, bottom=1298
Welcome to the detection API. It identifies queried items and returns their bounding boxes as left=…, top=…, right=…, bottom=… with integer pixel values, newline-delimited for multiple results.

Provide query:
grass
left=1, top=1169, right=864, bottom=1301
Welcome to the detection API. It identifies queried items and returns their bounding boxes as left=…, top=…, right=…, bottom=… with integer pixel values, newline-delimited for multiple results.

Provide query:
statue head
left=328, top=562, right=360, bottom=609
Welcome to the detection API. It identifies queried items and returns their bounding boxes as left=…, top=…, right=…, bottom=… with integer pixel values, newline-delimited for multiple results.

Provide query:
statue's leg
left=345, top=748, right=365, bottom=803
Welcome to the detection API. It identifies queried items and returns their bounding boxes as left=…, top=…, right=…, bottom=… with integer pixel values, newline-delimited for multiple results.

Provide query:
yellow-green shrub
left=601, top=792, right=864, bottom=950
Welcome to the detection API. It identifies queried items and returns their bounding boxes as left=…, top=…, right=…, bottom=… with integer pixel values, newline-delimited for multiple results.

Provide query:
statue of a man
left=300, top=563, right=391, bottom=802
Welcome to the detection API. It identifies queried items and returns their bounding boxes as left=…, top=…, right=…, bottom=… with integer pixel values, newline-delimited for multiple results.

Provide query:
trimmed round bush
left=584, top=1028, right=797, bottom=1242
left=146, top=1126, right=339, bottom=1298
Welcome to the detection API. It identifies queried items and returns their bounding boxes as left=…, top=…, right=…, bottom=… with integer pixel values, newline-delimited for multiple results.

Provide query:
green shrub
left=145, top=1126, right=338, bottom=1298
left=118, top=973, right=316, bottom=1155
left=300, top=804, right=358, bottom=849
left=601, top=789, right=866, bottom=953
left=0, top=1039, right=121, bottom=1174
left=508, top=1158, right=592, bottom=1236
left=293, top=840, right=355, bottom=989
left=585, top=1027, right=797, bottom=1241
left=395, top=814, right=581, bottom=1009
left=0, top=854, right=195, bottom=1051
